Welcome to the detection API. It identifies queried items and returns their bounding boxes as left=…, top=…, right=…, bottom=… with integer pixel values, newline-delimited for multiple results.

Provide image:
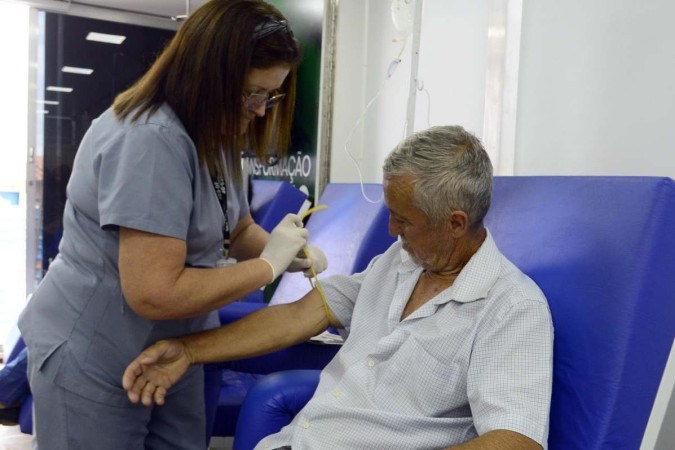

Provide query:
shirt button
left=367, top=359, right=375, bottom=368
left=333, top=390, right=342, bottom=398
left=302, top=421, right=310, bottom=429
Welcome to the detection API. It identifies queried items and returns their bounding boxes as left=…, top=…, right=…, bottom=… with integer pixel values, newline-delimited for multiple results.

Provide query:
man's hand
left=122, top=339, right=192, bottom=406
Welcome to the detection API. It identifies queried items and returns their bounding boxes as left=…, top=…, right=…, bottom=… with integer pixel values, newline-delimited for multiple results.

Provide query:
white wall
left=329, top=0, right=489, bottom=184
left=515, top=0, right=675, bottom=177
left=328, top=0, right=675, bottom=184
left=414, top=0, right=488, bottom=137
left=329, top=0, right=411, bottom=185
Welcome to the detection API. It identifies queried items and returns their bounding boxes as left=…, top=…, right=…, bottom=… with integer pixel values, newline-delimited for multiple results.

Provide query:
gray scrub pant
left=29, top=356, right=206, bottom=450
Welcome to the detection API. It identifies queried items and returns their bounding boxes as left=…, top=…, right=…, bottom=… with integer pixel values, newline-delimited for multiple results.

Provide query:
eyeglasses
left=242, top=91, right=286, bottom=110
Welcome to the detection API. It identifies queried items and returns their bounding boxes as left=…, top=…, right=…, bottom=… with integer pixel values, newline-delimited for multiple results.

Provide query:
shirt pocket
left=372, top=336, right=467, bottom=416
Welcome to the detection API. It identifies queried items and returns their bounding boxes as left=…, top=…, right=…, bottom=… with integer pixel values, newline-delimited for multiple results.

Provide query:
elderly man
left=123, top=125, right=553, bottom=449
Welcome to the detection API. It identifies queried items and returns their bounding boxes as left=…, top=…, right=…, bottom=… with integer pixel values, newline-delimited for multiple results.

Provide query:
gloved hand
left=287, top=244, right=328, bottom=277
left=259, top=214, right=308, bottom=283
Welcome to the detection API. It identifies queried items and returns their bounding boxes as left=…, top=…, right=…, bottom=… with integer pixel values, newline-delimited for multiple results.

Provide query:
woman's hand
left=122, top=339, right=192, bottom=406
left=287, top=244, right=328, bottom=277
left=259, top=214, right=309, bottom=282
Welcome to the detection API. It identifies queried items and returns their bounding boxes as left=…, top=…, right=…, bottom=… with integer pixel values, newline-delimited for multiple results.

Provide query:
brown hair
left=113, top=0, right=301, bottom=181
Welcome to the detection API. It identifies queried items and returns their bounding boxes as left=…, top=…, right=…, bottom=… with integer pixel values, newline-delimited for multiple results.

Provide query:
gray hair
left=382, top=125, right=493, bottom=227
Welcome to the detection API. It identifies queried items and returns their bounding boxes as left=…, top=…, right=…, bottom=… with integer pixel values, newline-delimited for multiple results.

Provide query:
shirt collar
left=396, top=228, right=502, bottom=304
left=449, top=229, right=502, bottom=304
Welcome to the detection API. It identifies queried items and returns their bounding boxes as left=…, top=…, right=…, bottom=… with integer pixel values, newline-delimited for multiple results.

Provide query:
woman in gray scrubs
left=18, top=1, right=325, bottom=448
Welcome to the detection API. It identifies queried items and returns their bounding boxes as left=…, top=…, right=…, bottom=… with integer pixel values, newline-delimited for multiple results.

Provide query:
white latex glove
left=287, top=244, right=328, bottom=277
left=259, top=214, right=308, bottom=283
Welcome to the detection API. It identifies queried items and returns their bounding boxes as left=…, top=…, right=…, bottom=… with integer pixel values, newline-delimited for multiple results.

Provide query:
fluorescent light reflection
left=86, top=31, right=126, bottom=44
left=62, top=66, right=93, bottom=75
left=47, top=86, right=73, bottom=93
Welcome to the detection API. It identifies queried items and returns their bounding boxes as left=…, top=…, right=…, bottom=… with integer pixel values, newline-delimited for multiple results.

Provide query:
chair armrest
left=233, top=370, right=320, bottom=450
left=218, top=302, right=267, bottom=325
left=18, top=395, right=33, bottom=434
left=221, top=342, right=339, bottom=374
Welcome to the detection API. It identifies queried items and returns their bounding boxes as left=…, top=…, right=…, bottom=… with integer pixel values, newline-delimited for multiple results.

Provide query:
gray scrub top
left=19, top=103, right=248, bottom=405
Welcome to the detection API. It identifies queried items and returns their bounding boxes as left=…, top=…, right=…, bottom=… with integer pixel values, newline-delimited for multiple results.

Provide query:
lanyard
left=211, top=175, right=231, bottom=251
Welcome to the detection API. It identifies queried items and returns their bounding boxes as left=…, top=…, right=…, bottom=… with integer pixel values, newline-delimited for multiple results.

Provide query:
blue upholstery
left=233, top=370, right=320, bottom=450
left=270, top=183, right=385, bottom=304
left=206, top=179, right=306, bottom=440
left=210, top=304, right=339, bottom=438
left=249, top=179, right=308, bottom=233
left=232, top=176, right=675, bottom=450
left=487, top=176, right=675, bottom=449
left=210, top=183, right=385, bottom=439
left=18, top=395, right=32, bottom=434
left=351, top=203, right=396, bottom=274
left=0, top=336, right=32, bottom=434
left=242, top=179, right=308, bottom=303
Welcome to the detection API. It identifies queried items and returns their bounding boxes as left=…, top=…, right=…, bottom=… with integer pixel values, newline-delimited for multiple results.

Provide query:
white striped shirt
left=257, top=230, right=553, bottom=450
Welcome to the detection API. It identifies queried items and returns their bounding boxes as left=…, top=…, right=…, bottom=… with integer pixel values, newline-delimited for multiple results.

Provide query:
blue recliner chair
left=209, top=183, right=393, bottom=440
left=270, top=183, right=389, bottom=304
left=231, top=203, right=396, bottom=450
left=0, top=336, right=32, bottom=434
left=240, top=179, right=308, bottom=303
left=205, top=179, right=308, bottom=443
left=248, top=178, right=308, bottom=233
left=232, top=176, right=675, bottom=450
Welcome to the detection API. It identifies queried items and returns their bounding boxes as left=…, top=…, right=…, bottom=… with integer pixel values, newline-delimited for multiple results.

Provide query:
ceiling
left=70, top=0, right=208, bottom=19
left=15, top=0, right=210, bottom=27
left=19, top=0, right=325, bottom=31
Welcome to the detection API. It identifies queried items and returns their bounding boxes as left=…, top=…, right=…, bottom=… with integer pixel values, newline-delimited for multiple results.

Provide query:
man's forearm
left=447, top=430, right=542, bottom=450
left=181, top=290, right=331, bottom=364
